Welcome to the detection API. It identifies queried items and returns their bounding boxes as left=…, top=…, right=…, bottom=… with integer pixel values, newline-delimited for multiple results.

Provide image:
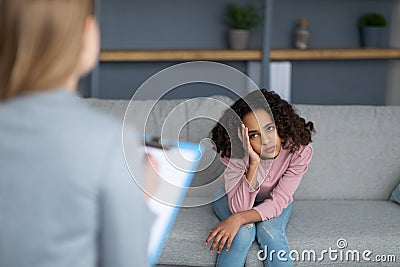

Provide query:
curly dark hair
left=211, top=89, right=315, bottom=158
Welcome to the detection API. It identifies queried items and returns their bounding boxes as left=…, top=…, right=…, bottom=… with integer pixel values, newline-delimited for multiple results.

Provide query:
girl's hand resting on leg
left=205, top=213, right=242, bottom=253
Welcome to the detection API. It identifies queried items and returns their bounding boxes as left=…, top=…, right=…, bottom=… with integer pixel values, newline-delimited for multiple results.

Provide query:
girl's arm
left=235, top=208, right=262, bottom=224
left=220, top=124, right=267, bottom=214
left=246, top=160, right=259, bottom=189
left=206, top=209, right=261, bottom=253
left=221, top=156, right=263, bottom=214
left=253, top=145, right=313, bottom=221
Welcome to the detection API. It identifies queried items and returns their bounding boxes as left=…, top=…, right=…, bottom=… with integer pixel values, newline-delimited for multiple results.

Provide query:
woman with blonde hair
left=0, top=1, right=153, bottom=266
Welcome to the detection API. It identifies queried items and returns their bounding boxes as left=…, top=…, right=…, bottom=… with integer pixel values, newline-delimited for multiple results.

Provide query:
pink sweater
left=221, top=144, right=313, bottom=221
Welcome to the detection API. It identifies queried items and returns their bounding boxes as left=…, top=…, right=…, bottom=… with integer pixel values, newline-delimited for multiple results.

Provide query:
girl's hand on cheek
left=205, top=214, right=242, bottom=254
left=238, top=124, right=260, bottom=164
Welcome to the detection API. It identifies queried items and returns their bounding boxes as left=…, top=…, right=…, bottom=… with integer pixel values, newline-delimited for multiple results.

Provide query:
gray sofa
left=85, top=95, right=400, bottom=266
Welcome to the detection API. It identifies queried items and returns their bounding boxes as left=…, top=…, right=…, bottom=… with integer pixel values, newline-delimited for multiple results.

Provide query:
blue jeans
left=213, top=192, right=293, bottom=267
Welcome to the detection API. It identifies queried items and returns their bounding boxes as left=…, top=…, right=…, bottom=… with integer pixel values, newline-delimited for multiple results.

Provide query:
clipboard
left=143, top=136, right=203, bottom=265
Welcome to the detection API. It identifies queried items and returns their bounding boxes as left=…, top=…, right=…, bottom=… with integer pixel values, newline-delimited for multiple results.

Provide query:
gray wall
left=387, top=0, right=400, bottom=105
left=80, top=0, right=393, bottom=104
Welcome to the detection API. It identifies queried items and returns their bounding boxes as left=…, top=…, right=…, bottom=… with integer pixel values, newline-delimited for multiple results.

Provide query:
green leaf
left=358, top=13, right=387, bottom=27
left=225, top=3, right=263, bottom=30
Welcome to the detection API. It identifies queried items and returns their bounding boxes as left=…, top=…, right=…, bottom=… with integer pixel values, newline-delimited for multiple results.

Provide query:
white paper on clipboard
left=144, top=138, right=203, bottom=265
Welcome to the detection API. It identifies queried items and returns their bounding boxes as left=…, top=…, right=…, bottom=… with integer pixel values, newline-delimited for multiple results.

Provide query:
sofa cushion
left=182, top=95, right=234, bottom=143
left=293, top=105, right=400, bottom=201
left=159, top=200, right=400, bottom=266
left=85, top=96, right=232, bottom=202
left=390, top=183, right=400, bottom=204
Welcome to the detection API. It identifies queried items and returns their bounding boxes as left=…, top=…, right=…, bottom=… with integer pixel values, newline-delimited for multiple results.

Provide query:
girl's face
left=242, top=109, right=282, bottom=159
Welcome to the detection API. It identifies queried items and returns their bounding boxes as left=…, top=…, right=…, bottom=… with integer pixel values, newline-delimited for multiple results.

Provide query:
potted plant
left=225, top=3, right=262, bottom=50
left=358, top=13, right=387, bottom=47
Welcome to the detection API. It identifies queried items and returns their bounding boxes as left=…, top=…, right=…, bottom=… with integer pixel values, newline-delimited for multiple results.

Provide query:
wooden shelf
left=272, top=48, right=400, bottom=60
left=100, top=49, right=261, bottom=62
left=100, top=48, right=400, bottom=62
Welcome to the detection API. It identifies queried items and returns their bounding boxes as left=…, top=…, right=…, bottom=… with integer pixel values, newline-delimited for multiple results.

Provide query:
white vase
left=228, top=29, right=250, bottom=50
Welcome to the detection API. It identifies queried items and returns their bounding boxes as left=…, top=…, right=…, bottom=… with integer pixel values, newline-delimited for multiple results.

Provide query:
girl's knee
left=234, top=223, right=256, bottom=244
left=256, top=221, right=285, bottom=243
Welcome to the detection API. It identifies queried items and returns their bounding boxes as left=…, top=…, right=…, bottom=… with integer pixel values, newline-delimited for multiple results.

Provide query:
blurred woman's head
left=0, top=0, right=98, bottom=100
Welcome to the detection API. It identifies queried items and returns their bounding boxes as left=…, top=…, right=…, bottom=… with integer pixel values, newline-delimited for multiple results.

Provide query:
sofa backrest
left=294, top=104, right=400, bottom=200
left=85, top=97, right=400, bottom=201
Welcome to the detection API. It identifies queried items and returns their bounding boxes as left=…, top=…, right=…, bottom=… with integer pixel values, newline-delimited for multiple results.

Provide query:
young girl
left=206, top=89, right=315, bottom=267
left=0, top=1, right=153, bottom=266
